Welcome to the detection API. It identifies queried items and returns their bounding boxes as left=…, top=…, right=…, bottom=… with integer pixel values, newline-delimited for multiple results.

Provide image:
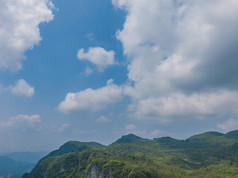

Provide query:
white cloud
left=217, top=119, right=238, bottom=132
left=0, top=114, right=41, bottom=131
left=0, top=0, right=54, bottom=71
left=96, top=116, right=110, bottom=123
left=113, top=0, right=238, bottom=122
left=129, top=90, right=238, bottom=122
left=11, top=79, right=35, bottom=97
left=58, top=79, right=123, bottom=113
left=77, top=47, right=116, bottom=71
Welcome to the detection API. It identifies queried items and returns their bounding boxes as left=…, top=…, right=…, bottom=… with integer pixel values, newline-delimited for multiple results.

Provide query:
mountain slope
left=0, top=156, right=34, bottom=178
left=113, top=134, right=146, bottom=144
left=47, top=141, right=106, bottom=157
left=23, top=131, right=238, bottom=178
left=226, top=130, right=238, bottom=138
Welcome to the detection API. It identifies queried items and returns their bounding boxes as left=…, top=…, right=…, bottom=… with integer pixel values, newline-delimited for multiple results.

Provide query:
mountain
left=47, top=141, right=106, bottom=157
left=226, top=130, right=238, bottom=138
left=113, top=134, right=146, bottom=144
left=23, top=131, right=238, bottom=178
left=4, top=151, right=48, bottom=164
left=0, top=152, right=47, bottom=178
left=0, top=156, right=34, bottom=178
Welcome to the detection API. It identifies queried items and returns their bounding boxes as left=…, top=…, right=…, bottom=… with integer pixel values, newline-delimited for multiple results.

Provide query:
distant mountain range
left=21, top=130, right=238, bottom=177
left=0, top=152, right=47, bottom=178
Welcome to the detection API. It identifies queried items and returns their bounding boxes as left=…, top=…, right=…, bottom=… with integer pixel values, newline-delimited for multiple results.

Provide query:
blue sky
left=0, top=0, right=238, bottom=152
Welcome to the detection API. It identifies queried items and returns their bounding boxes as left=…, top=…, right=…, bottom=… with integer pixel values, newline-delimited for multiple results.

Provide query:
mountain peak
left=23, top=130, right=238, bottom=178
left=122, top=133, right=143, bottom=139
left=187, top=131, right=224, bottom=141
left=226, top=130, right=238, bottom=138
left=47, top=141, right=106, bottom=157
left=114, top=134, right=145, bottom=144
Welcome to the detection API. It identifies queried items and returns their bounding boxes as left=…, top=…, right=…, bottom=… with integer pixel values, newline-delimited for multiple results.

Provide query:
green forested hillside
left=23, top=131, right=238, bottom=178
left=46, top=141, right=106, bottom=157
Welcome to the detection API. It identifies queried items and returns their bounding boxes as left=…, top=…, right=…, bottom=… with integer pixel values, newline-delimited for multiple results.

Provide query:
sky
left=0, top=0, right=238, bottom=152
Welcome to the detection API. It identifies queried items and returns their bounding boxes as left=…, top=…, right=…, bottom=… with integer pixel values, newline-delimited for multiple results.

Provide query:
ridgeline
left=23, top=131, right=238, bottom=177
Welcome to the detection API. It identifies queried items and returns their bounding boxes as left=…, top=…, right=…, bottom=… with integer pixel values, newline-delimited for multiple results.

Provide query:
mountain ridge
left=23, top=131, right=238, bottom=178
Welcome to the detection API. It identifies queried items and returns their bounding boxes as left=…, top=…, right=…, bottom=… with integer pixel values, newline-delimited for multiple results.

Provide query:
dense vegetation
left=23, top=131, right=238, bottom=177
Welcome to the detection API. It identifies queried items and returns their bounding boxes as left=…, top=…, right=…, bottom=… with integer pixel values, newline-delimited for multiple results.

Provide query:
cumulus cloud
left=11, top=79, right=35, bottom=97
left=0, top=114, right=41, bottom=131
left=113, top=0, right=238, bottom=122
left=217, top=119, right=238, bottom=132
left=77, top=47, right=116, bottom=71
left=129, top=90, right=238, bottom=122
left=0, top=0, right=54, bottom=71
left=58, top=79, right=123, bottom=113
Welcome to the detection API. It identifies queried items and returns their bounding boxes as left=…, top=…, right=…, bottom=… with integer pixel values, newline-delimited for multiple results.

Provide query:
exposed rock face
left=86, top=166, right=104, bottom=178
left=86, top=165, right=113, bottom=178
